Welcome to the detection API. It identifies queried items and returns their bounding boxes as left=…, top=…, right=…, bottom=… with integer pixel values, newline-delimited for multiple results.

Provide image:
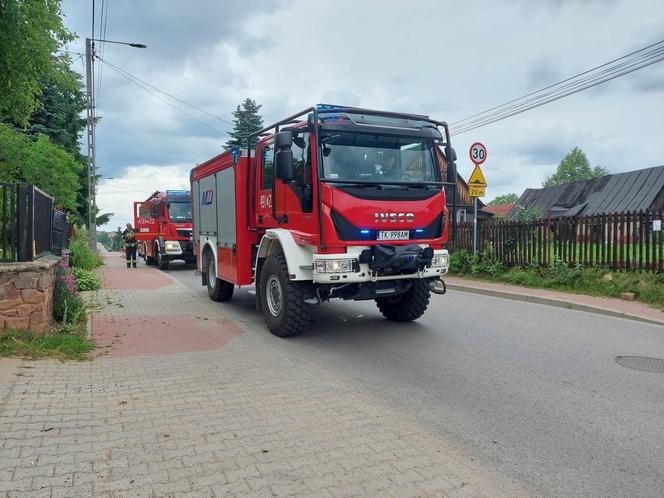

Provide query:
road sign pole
left=473, top=197, right=478, bottom=255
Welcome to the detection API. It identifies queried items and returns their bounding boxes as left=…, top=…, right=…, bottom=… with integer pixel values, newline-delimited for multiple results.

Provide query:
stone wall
left=0, top=256, right=59, bottom=333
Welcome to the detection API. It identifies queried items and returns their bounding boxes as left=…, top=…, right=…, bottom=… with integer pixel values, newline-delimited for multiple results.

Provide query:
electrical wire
left=453, top=45, right=664, bottom=131
left=96, top=0, right=110, bottom=109
left=98, top=56, right=234, bottom=126
left=452, top=50, right=664, bottom=135
left=450, top=39, right=664, bottom=135
left=96, top=56, right=227, bottom=135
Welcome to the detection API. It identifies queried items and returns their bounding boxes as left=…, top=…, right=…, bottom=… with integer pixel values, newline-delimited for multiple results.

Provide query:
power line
left=453, top=48, right=664, bottom=135
left=452, top=44, right=664, bottom=133
left=96, top=0, right=110, bottom=109
left=450, top=38, right=664, bottom=135
left=98, top=56, right=234, bottom=126
left=97, top=56, right=227, bottom=135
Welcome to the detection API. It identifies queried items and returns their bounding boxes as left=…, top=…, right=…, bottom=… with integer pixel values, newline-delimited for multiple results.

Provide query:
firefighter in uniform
left=122, top=223, right=138, bottom=268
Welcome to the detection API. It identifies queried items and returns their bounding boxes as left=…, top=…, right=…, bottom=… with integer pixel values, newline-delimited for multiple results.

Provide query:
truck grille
left=176, top=229, right=192, bottom=238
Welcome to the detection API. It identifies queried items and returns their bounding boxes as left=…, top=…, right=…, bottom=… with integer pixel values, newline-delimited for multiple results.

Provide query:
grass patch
left=450, top=247, right=664, bottom=310
left=0, top=326, right=94, bottom=361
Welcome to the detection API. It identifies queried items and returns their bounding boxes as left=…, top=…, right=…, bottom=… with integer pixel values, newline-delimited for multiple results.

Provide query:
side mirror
left=275, top=130, right=293, bottom=149
left=276, top=150, right=294, bottom=182
left=447, top=146, right=457, bottom=162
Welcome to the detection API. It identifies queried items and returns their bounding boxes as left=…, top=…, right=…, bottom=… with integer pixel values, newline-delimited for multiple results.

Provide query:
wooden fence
left=448, top=211, right=664, bottom=272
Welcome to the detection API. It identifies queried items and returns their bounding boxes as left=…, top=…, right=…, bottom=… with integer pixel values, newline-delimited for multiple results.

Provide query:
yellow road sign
left=469, top=186, right=485, bottom=197
left=468, top=164, right=487, bottom=188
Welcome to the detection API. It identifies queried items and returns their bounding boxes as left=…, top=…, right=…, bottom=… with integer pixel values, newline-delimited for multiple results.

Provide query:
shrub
left=471, top=244, right=505, bottom=278
left=69, top=237, right=102, bottom=270
left=54, top=255, right=85, bottom=323
left=450, top=249, right=472, bottom=274
left=72, top=267, right=101, bottom=291
left=545, top=257, right=582, bottom=286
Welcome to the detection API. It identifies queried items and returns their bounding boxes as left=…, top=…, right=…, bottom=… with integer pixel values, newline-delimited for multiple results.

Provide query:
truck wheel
left=260, top=253, right=310, bottom=337
left=376, top=280, right=431, bottom=322
left=207, top=257, right=234, bottom=302
left=145, top=244, right=156, bottom=265
left=157, top=250, right=170, bottom=271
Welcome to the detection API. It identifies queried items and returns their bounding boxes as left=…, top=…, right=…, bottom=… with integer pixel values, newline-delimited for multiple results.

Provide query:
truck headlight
left=314, top=259, right=356, bottom=273
left=164, top=241, right=181, bottom=253
left=431, top=253, right=449, bottom=268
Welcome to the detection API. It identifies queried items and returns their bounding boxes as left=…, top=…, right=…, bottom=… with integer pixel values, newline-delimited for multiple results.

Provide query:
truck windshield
left=168, top=202, right=192, bottom=222
left=320, top=133, right=438, bottom=183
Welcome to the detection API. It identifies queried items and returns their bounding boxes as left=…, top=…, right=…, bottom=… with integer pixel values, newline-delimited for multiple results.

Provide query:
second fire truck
left=133, top=190, right=195, bottom=270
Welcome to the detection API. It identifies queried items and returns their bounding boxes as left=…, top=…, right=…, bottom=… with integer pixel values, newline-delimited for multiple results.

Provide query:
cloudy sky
left=61, top=0, right=664, bottom=229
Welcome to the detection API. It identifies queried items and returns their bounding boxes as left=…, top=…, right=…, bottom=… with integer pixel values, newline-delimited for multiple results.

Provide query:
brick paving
left=0, top=253, right=520, bottom=497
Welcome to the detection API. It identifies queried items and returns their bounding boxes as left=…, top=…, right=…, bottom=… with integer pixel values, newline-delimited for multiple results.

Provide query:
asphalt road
left=164, top=261, right=664, bottom=497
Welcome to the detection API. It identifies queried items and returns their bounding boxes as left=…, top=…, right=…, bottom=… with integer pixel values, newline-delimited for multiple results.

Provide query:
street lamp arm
left=89, top=37, right=147, bottom=48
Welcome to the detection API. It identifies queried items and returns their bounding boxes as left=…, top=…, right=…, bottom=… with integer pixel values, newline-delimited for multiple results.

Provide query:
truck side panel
left=215, top=168, right=236, bottom=248
left=198, top=175, right=217, bottom=237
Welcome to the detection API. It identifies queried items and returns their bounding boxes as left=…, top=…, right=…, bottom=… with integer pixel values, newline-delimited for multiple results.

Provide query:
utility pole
left=84, top=37, right=146, bottom=252
left=85, top=37, right=96, bottom=252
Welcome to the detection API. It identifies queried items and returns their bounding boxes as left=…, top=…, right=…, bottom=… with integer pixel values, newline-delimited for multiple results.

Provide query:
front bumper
left=312, top=245, right=448, bottom=284
left=163, top=240, right=195, bottom=258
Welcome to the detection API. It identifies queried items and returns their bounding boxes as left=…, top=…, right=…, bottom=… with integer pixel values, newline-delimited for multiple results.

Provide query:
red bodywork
left=190, top=127, right=449, bottom=286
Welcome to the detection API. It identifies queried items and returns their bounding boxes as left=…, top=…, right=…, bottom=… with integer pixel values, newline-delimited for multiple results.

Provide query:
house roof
left=482, top=203, right=514, bottom=217
left=510, top=165, right=664, bottom=219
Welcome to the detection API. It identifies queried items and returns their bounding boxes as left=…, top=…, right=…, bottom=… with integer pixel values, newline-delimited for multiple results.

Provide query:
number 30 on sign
left=469, top=186, right=485, bottom=197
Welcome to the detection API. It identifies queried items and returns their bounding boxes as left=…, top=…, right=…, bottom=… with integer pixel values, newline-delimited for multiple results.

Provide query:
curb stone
left=446, top=283, right=664, bottom=327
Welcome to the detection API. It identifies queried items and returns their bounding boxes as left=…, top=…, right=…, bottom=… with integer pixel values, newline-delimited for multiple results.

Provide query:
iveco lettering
left=191, top=105, right=458, bottom=337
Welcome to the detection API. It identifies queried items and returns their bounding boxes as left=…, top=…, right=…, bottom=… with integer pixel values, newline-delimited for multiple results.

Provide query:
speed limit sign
left=469, top=142, right=487, bottom=165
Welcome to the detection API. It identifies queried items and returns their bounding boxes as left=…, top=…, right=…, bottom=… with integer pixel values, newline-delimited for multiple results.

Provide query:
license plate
left=378, top=230, right=410, bottom=240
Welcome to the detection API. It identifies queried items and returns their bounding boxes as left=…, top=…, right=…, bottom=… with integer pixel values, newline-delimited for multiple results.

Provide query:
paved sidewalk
left=0, top=253, right=521, bottom=498
left=445, top=276, right=664, bottom=326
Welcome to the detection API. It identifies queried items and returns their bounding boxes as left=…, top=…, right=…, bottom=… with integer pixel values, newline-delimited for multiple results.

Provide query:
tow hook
left=429, top=278, right=447, bottom=295
left=304, top=287, right=324, bottom=305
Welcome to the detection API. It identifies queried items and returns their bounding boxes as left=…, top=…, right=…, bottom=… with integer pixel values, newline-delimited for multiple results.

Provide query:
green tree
left=488, top=193, right=519, bottom=205
left=224, top=98, right=264, bottom=150
left=22, top=57, right=87, bottom=155
left=0, top=123, right=81, bottom=210
left=0, top=0, right=74, bottom=126
left=543, top=147, right=608, bottom=187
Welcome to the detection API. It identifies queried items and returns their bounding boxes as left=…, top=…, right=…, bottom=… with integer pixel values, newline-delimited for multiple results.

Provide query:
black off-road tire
left=376, top=280, right=431, bottom=322
left=260, top=253, right=310, bottom=337
left=145, top=244, right=156, bottom=265
left=207, top=257, right=234, bottom=302
left=157, top=250, right=170, bottom=270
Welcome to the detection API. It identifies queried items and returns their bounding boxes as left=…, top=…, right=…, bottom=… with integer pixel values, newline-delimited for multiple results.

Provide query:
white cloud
left=97, top=165, right=189, bottom=230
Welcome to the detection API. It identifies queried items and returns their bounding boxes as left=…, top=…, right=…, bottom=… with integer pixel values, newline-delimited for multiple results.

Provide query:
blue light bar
left=360, top=230, right=370, bottom=234
left=231, top=147, right=238, bottom=156
left=316, top=103, right=342, bottom=110
left=415, top=229, right=424, bottom=233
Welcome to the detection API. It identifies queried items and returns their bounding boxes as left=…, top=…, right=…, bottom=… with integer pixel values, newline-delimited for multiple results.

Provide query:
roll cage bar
left=245, top=105, right=458, bottom=250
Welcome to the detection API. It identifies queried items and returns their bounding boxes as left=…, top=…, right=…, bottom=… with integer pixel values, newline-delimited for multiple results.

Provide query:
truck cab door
left=133, top=202, right=157, bottom=242
left=255, top=140, right=274, bottom=227
left=275, top=131, right=313, bottom=226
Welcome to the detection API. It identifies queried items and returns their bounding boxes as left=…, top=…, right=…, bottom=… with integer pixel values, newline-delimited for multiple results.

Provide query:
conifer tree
left=224, top=98, right=264, bottom=150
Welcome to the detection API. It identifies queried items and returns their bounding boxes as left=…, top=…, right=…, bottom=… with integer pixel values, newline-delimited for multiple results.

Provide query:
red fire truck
left=133, top=190, right=195, bottom=270
left=191, top=105, right=458, bottom=337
